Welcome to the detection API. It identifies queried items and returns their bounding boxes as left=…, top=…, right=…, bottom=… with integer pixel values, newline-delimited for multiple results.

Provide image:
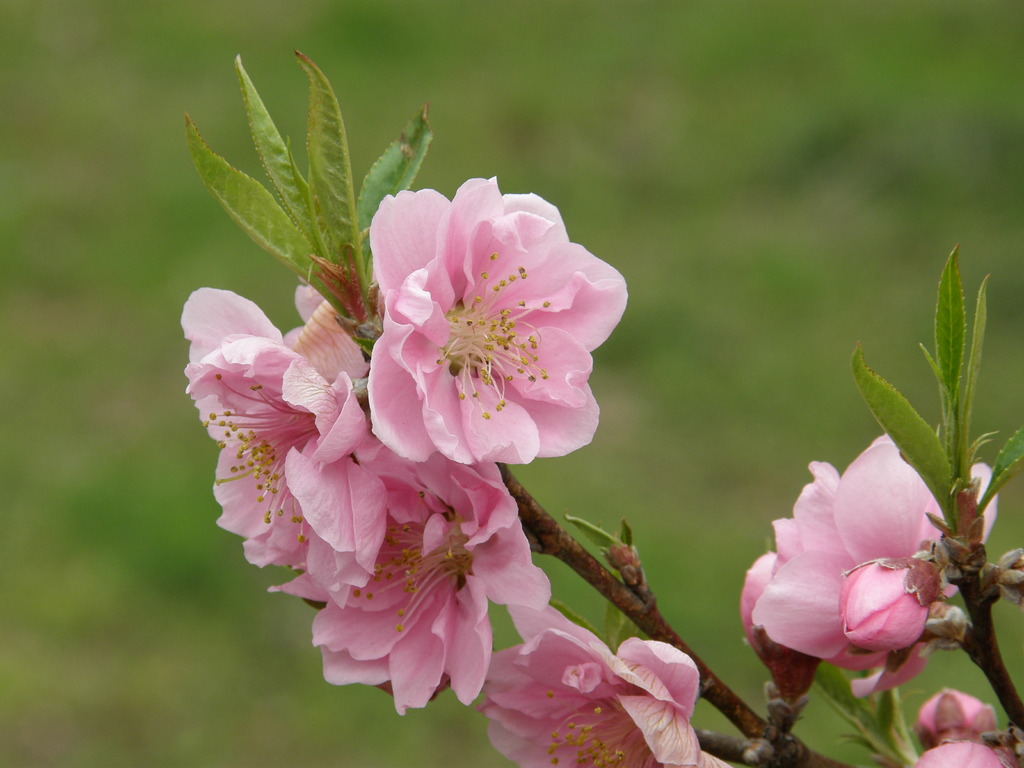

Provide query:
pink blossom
left=749, top=435, right=995, bottom=694
left=915, top=689, right=997, bottom=750
left=480, top=606, right=730, bottom=768
left=840, top=558, right=940, bottom=652
left=183, top=287, right=379, bottom=571
left=367, top=177, right=628, bottom=464
left=309, top=446, right=551, bottom=713
left=915, top=741, right=1012, bottom=768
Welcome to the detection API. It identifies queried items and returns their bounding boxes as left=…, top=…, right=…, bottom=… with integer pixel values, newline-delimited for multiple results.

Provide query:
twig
left=500, top=465, right=856, bottom=768
left=956, top=559, right=1024, bottom=726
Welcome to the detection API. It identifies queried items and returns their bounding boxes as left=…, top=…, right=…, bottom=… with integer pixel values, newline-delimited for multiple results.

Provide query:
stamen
left=434, top=257, right=550, bottom=419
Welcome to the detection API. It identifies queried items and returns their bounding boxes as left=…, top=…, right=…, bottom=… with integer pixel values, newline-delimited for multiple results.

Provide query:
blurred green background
left=5, top=1, right=1024, bottom=766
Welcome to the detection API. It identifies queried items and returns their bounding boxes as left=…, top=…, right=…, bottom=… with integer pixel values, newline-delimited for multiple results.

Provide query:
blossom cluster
left=187, top=179, right=733, bottom=755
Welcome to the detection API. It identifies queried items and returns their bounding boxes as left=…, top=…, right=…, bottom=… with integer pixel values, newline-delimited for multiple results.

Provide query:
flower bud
left=916, top=689, right=997, bottom=750
left=840, top=558, right=940, bottom=652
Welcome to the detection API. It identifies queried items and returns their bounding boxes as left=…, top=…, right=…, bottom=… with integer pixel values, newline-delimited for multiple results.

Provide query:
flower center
left=205, top=373, right=317, bottom=534
left=546, top=700, right=654, bottom=767
left=350, top=505, right=474, bottom=633
left=435, top=254, right=549, bottom=419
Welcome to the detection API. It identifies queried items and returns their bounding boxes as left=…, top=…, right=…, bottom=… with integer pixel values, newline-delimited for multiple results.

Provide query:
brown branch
left=500, top=465, right=856, bottom=768
left=956, top=559, right=1024, bottom=727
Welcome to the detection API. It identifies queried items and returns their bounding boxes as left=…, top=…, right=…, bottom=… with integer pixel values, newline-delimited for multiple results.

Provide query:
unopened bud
left=915, top=688, right=997, bottom=749
left=924, top=603, right=967, bottom=649
left=998, top=549, right=1024, bottom=571
left=997, top=550, right=1024, bottom=607
left=840, top=558, right=940, bottom=652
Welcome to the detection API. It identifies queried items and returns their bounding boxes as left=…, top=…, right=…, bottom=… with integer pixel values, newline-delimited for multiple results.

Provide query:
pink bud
left=915, top=741, right=1008, bottom=768
left=915, top=689, right=997, bottom=749
left=840, top=558, right=939, bottom=652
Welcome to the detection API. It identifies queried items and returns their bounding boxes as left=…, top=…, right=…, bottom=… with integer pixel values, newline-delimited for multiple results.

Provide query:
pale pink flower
left=309, top=446, right=551, bottom=713
left=367, top=177, right=628, bottom=464
left=915, top=689, right=997, bottom=750
left=750, top=435, right=995, bottom=695
left=915, top=741, right=1014, bottom=768
left=183, top=287, right=378, bottom=570
left=480, top=606, right=730, bottom=768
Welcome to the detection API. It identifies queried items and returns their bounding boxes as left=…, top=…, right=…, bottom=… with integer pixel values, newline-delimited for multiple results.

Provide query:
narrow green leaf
left=852, top=345, right=951, bottom=511
left=979, top=425, right=1024, bottom=513
left=185, top=114, right=315, bottom=279
left=295, top=51, right=361, bottom=270
left=549, top=599, right=602, bottom=638
left=935, top=246, right=965, bottom=409
left=618, top=518, right=633, bottom=548
left=603, top=601, right=636, bottom=650
left=813, top=666, right=911, bottom=765
left=814, top=663, right=865, bottom=721
left=235, top=55, right=314, bottom=242
left=960, top=276, right=989, bottom=477
left=357, top=104, right=433, bottom=232
left=875, top=689, right=896, bottom=745
left=564, top=514, right=618, bottom=552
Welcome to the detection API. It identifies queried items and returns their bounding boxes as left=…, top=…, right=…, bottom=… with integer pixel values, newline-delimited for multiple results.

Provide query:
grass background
left=5, top=1, right=1024, bottom=766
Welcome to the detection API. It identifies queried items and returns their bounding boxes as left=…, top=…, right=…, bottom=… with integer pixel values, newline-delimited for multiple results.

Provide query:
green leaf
left=549, top=599, right=602, bottom=638
left=935, top=246, right=965, bottom=410
left=185, top=114, right=315, bottom=279
left=603, top=601, right=637, bottom=650
left=357, top=104, right=433, bottom=232
left=295, top=51, right=362, bottom=271
left=979, top=424, right=1024, bottom=513
left=813, top=666, right=914, bottom=765
left=564, top=514, right=617, bottom=552
left=814, top=663, right=864, bottom=720
left=234, top=55, right=314, bottom=243
left=852, top=344, right=951, bottom=513
left=618, top=518, right=633, bottom=548
left=960, top=275, right=989, bottom=477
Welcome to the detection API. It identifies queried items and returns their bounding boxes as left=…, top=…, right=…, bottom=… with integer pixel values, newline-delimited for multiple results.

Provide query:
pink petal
left=616, top=639, right=701, bottom=715
left=370, top=188, right=450, bottom=293
left=785, top=461, right=844, bottom=559
left=388, top=626, right=447, bottom=713
left=444, top=578, right=493, bottom=704
left=287, top=451, right=386, bottom=576
left=368, top=341, right=439, bottom=462
left=618, top=695, right=700, bottom=765
left=182, top=287, right=283, bottom=362
left=470, top=526, right=551, bottom=608
left=753, top=549, right=848, bottom=658
left=834, top=437, right=939, bottom=562
left=502, top=192, right=569, bottom=240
